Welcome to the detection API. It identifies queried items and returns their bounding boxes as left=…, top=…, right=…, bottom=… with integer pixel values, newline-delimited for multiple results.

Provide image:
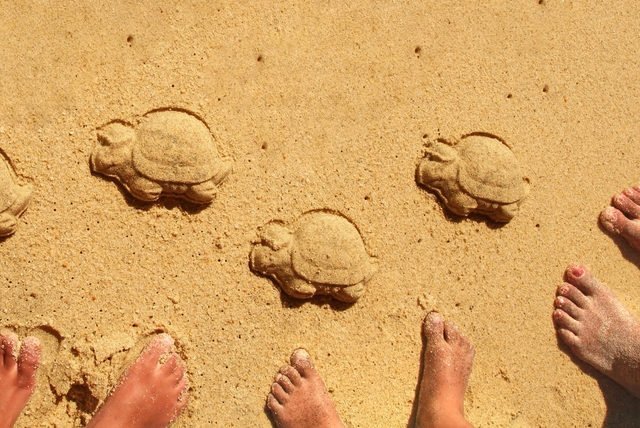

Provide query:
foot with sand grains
left=552, top=186, right=640, bottom=397
left=0, top=332, right=41, bottom=428
left=87, top=333, right=189, bottom=428
left=600, top=186, right=640, bottom=251
left=553, top=264, right=640, bottom=398
left=266, top=312, right=474, bottom=428
left=415, top=312, right=474, bottom=428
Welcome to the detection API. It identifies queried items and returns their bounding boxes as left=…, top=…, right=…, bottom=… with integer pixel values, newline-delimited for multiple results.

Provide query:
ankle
left=417, top=404, right=470, bottom=428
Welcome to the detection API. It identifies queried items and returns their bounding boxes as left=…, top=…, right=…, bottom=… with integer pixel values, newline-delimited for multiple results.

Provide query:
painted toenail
left=570, top=267, right=584, bottom=277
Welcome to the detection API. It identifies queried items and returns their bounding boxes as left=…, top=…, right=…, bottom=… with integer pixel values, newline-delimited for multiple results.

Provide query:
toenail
left=570, top=266, right=584, bottom=278
left=555, top=296, right=564, bottom=307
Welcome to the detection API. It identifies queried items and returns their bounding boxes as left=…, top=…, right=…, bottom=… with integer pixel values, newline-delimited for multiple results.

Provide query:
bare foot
left=415, top=312, right=474, bottom=428
left=599, top=186, right=640, bottom=250
left=87, top=333, right=189, bottom=428
left=553, top=264, right=640, bottom=398
left=0, top=333, right=41, bottom=428
left=266, top=348, right=344, bottom=428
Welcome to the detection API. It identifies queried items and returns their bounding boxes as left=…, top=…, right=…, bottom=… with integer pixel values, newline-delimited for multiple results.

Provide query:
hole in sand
left=66, top=382, right=99, bottom=414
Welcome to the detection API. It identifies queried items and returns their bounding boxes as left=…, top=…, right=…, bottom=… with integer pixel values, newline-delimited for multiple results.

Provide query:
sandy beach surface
left=2, top=1, right=640, bottom=426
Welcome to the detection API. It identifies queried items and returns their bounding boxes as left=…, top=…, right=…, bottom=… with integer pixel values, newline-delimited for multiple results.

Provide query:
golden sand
left=2, top=1, right=640, bottom=426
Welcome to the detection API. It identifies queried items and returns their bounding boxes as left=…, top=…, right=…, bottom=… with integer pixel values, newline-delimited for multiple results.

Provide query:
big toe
left=600, top=206, right=640, bottom=247
left=143, top=333, right=174, bottom=363
left=564, top=264, right=601, bottom=295
left=290, top=348, right=315, bottom=378
left=423, top=311, right=445, bottom=342
left=17, top=337, right=41, bottom=388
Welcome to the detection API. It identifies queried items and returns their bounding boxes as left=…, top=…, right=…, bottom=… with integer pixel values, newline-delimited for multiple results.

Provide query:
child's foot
left=87, top=333, right=189, bottom=428
left=0, top=333, right=41, bottom=428
left=415, top=312, right=474, bottom=428
left=553, top=264, right=640, bottom=398
left=266, top=348, right=344, bottom=428
left=599, top=186, right=640, bottom=250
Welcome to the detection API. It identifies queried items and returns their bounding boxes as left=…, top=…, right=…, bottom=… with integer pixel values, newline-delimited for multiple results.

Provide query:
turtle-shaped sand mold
left=0, top=150, right=32, bottom=237
left=90, top=108, right=232, bottom=204
left=416, top=132, right=529, bottom=222
left=250, top=210, right=377, bottom=303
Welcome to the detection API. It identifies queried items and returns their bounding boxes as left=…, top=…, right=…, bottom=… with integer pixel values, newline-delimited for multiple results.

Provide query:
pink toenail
left=570, top=267, right=584, bottom=277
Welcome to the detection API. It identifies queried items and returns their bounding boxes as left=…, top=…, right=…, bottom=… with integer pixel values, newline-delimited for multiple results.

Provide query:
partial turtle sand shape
left=0, top=150, right=32, bottom=237
left=90, top=108, right=232, bottom=204
left=416, top=132, right=529, bottom=222
left=250, top=210, right=377, bottom=303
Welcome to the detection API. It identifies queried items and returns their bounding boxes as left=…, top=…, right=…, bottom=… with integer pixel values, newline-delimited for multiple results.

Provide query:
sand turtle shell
left=132, top=110, right=223, bottom=184
left=290, top=211, right=375, bottom=286
left=456, top=134, right=526, bottom=203
left=0, top=158, right=18, bottom=212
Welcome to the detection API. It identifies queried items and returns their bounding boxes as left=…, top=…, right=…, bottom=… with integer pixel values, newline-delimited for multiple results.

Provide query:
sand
left=1, top=1, right=640, bottom=426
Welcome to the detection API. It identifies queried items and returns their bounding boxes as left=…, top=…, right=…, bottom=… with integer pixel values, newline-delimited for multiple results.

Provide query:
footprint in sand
left=250, top=209, right=377, bottom=303
left=416, top=132, right=529, bottom=223
left=90, top=108, right=232, bottom=204
left=0, top=150, right=32, bottom=237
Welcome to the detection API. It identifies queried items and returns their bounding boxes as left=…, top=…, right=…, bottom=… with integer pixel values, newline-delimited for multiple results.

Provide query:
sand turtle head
left=456, top=133, right=527, bottom=204
left=289, top=210, right=376, bottom=286
left=132, top=110, right=231, bottom=185
left=91, top=121, right=136, bottom=176
left=416, top=139, right=461, bottom=188
left=250, top=221, right=294, bottom=274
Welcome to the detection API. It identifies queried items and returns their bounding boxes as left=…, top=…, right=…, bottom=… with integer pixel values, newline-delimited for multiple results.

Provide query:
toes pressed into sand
left=0, top=333, right=41, bottom=428
left=415, top=312, right=474, bottom=428
left=600, top=187, right=640, bottom=250
left=87, top=333, right=189, bottom=428
left=553, top=264, right=640, bottom=398
left=266, top=349, right=344, bottom=428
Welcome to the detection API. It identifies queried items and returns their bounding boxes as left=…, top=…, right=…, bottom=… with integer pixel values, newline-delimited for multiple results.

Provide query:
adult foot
left=0, top=333, right=41, bottom=428
left=599, top=186, right=640, bottom=250
left=415, top=312, right=474, bottom=428
left=266, top=348, right=344, bottom=428
left=553, top=264, right=640, bottom=398
left=87, top=333, right=189, bottom=428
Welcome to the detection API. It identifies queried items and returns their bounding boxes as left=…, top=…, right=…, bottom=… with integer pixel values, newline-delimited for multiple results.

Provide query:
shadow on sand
left=556, top=338, right=640, bottom=427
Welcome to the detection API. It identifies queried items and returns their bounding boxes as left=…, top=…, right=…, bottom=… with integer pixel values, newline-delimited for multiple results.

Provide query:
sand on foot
left=553, top=264, right=640, bottom=398
left=87, top=333, right=189, bottom=428
left=266, top=348, right=344, bottom=428
left=0, top=332, right=41, bottom=428
left=415, top=312, right=474, bottom=428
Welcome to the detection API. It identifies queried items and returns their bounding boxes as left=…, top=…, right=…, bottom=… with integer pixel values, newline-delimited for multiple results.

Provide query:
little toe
left=276, top=373, right=295, bottom=393
left=612, top=193, right=640, bottom=219
left=422, top=311, right=446, bottom=343
left=279, top=365, right=302, bottom=386
left=267, top=393, right=283, bottom=412
left=564, top=265, right=600, bottom=295
left=553, top=309, right=581, bottom=334
left=271, top=382, right=289, bottom=404
left=1, top=332, right=19, bottom=369
left=556, top=283, right=588, bottom=308
left=290, top=348, right=314, bottom=378
left=556, top=328, right=581, bottom=349
left=554, top=296, right=582, bottom=319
